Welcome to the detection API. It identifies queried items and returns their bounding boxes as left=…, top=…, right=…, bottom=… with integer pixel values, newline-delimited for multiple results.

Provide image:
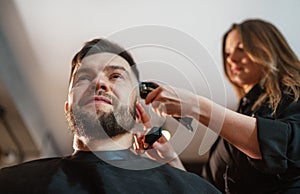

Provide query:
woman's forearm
left=194, top=96, right=262, bottom=159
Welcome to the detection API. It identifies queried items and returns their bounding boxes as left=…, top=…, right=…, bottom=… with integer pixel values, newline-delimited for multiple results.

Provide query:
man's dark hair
left=70, top=38, right=139, bottom=84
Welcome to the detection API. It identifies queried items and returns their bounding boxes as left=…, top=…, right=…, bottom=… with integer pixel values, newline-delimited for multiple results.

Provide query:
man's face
left=66, top=52, right=138, bottom=140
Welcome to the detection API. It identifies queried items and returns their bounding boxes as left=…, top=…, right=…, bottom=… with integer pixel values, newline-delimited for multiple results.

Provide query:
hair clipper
left=143, top=126, right=162, bottom=149
left=139, top=81, right=194, bottom=132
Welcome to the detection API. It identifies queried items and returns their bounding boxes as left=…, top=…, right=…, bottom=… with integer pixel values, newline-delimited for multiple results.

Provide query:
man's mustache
left=78, top=91, right=117, bottom=107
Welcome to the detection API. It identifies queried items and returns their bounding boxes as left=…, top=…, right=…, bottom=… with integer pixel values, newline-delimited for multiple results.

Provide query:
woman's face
left=225, top=29, right=264, bottom=92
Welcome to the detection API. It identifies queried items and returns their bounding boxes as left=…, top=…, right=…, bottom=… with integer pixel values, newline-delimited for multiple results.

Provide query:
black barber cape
left=0, top=149, right=220, bottom=194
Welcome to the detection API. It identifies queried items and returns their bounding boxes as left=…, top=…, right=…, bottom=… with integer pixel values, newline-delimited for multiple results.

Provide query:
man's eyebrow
left=103, top=65, right=129, bottom=75
left=74, top=65, right=130, bottom=78
left=74, top=67, right=94, bottom=77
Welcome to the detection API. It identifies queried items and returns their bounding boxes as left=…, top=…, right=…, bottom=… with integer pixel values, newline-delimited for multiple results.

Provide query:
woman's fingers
left=136, top=102, right=151, bottom=129
left=151, top=101, right=183, bottom=118
left=144, top=85, right=185, bottom=117
left=144, top=86, right=163, bottom=105
left=156, top=134, right=168, bottom=144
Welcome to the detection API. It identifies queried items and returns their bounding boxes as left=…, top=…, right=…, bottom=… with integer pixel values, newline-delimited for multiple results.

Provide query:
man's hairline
left=70, top=52, right=137, bottom=88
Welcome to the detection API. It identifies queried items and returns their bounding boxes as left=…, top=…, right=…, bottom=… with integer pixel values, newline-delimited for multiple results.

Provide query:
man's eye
left=110, top=73, right=123, bottom=80
left=77, top=75, right=92, bottom=82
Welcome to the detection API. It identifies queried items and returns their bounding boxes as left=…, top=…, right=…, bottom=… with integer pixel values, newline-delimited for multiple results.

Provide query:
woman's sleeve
left=248, top=100, right=300, bottom=174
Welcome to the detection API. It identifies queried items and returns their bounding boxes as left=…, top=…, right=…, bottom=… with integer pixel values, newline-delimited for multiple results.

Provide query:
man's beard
left=66, top=96, right=136, bottom=140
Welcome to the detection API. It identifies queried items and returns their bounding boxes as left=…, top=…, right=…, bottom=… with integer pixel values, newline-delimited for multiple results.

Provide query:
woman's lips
left=231, top=67, right=242, bottom=74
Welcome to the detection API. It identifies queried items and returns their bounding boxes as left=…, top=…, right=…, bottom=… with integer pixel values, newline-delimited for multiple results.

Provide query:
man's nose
left=92, top=76, right=108, bottom=93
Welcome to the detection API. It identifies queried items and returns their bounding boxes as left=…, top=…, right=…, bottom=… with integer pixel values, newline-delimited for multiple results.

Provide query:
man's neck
left=73, top=133, right=133, bottom=152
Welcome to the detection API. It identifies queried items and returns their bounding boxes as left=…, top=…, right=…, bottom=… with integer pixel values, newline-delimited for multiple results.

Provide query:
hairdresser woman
left=144, top=19, right=300, bottom=193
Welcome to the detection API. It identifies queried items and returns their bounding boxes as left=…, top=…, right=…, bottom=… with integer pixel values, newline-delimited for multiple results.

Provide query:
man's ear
left=64, top=101, right=69, bottom=113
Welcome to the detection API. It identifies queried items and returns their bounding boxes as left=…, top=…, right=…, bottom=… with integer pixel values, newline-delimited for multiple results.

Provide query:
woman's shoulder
left=277, top=87, right=300, bottom=113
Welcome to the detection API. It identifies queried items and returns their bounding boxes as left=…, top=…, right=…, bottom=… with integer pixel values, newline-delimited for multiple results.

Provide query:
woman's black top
left=202, top=84, right=300, bottom=193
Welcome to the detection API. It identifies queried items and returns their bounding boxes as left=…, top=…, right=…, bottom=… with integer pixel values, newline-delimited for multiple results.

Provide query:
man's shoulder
left=0, top=156, right=63, bottom=176
left=153, top=163, right=221, bottom=193
left=108, top=155, right=221, bottom=194
left=0, top=157, right=67, bottom=193
left=157, top=163, right=203, bottom=180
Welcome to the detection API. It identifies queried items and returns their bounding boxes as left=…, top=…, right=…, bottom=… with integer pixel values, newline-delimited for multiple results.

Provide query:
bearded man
left=0, top=38, right=220, bottom=194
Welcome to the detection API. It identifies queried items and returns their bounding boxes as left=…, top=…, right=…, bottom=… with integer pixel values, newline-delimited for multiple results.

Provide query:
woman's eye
left=238, top=47, right=244, bottom=51
left=237, top=44, right=244, bottom=51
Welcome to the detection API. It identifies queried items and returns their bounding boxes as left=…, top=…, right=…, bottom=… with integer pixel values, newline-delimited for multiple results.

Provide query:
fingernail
left=143, top=143, right=149, bottom=150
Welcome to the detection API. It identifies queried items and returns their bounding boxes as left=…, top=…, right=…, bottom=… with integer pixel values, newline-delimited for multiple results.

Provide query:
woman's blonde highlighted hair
left=222, top=19, right=300, bottom=113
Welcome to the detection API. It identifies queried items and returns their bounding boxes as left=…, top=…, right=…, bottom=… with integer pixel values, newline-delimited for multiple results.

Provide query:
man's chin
left=68, top=102, right=135, bottom=140
left=96, top=108, right=114, bottom=118
left=81, top=103, right=113, bottom=115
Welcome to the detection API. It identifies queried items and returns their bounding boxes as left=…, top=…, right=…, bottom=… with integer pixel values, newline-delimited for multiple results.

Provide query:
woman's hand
left=144, top=85, right=199, bottom=120
left=144, top=135, right=186, bottom=171
left=133, top=102, right=186, bottom=171
left=133, top=102, right=151, bottom=151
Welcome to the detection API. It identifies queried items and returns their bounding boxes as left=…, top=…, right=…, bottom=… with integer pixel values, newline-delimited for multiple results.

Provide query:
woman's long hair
left=222, top=19, right=300, bottom=113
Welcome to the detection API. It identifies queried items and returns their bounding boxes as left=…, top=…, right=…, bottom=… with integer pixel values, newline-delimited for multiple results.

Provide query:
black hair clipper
left=143, top=126, right=162, bottom=149
left=139, top=81, right=159, bottom=99
left=139, top=81, right=194, bottom=132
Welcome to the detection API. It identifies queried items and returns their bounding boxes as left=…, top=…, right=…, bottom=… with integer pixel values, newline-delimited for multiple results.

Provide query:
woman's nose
left=227, top=54, right=237, bottom=64
left=227, top=49, right=242, bottom=64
